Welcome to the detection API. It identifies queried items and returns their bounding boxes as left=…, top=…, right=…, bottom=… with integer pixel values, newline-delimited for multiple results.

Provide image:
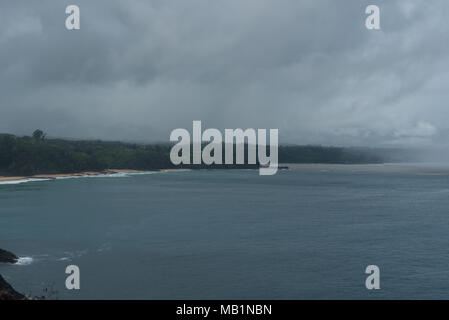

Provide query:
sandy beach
left=0, top=169, right=148, bottom=182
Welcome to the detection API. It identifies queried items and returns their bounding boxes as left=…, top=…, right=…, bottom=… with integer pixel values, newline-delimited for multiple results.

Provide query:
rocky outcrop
left=0, top=275, right=26, bottom=300
left=0, top=248, right=18, bottom=264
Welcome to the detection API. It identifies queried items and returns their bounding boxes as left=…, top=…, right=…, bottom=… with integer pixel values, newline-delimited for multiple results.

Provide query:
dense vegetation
left=279, top=145, right=383, bottom=164
left=0, top=132, right=174, bottom=176
left=0, top=131, right=411, bottom=176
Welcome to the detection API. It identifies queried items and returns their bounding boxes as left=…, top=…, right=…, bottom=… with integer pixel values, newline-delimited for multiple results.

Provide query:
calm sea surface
left=2, top=166, right=449, bottom=299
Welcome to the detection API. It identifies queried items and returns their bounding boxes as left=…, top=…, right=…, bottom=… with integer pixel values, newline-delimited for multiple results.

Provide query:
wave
left=0, top=178, right=52, bottom=185
left=0, top=171, right=157, bottom=185
left=55, top=249, right=89, bottom=262
left=9, top=248, right=96, bottom=265
left=15, top=256, right=34, bottom=265
left=57, top=171, right=157, bottom=180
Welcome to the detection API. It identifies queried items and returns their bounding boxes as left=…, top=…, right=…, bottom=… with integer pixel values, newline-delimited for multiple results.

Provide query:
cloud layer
left=1, top=0, right=448, bottom=146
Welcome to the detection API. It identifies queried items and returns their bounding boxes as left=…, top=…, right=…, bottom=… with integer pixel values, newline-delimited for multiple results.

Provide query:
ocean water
left=1, top=167, right=449, bottom=299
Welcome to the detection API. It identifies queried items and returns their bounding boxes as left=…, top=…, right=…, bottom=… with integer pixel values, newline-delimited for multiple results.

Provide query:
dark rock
left=0, top=248, right=18, bottom=264
left=0, top=275, right=26, bottom=300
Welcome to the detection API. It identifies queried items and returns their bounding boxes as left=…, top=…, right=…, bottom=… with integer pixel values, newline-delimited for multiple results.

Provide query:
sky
left=0, top=0, right=448, bottom=147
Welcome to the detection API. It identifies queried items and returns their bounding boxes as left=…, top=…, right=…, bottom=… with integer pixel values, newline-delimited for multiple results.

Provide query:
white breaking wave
left=0, top=171, right=157, bottom=185
left=127, top=171, right=158, bottom=175
left=56, top=171, right=156, bottom=180
left=0, top=178, right=52, bottom=185
left=15, top=257, right=34, bottom=265
left=57, top=257, right=70, bottom=261
left=87, top=172, right=130, bottom=178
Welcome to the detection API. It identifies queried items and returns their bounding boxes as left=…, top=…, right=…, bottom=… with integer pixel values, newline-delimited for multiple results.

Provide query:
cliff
left=0, top=248, right=18, bottom=264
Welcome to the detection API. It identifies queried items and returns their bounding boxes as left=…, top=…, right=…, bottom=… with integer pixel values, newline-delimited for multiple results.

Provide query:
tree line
left=0, top=130, right=407, bottom=176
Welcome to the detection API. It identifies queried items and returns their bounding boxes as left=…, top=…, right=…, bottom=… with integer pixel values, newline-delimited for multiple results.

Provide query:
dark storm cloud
left=0, top=0, right=448, bottom=146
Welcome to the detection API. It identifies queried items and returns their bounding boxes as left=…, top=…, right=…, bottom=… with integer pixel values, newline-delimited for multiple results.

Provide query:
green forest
left=0, top=130, right=409, bottom=176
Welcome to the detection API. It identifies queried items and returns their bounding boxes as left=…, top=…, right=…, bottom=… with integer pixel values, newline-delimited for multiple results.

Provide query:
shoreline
left=0, top=249, right=26, bottom=300
left=4, top=163, right=449, bottom=182
left=0, top=169, right=154, bottom=182
left=0, top=167, right=270, bottom=182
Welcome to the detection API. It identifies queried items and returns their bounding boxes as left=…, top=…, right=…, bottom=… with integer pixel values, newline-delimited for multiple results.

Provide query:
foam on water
left=15, top=257, right=34, bottom=265
left=127, top=171, right=158, bottom=175
left=0, top=178, right=52, bottom=185
left=0, top=172, right=157, bottom=185
left=76, top=171, right=157, bottom=179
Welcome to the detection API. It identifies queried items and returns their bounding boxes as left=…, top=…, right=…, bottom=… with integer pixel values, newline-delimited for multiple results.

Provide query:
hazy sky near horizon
left=0, top=0, right=448, bottom=146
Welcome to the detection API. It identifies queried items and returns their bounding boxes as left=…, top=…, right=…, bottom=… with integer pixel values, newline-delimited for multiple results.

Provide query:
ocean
left=1, top=165, right=449, bottom=299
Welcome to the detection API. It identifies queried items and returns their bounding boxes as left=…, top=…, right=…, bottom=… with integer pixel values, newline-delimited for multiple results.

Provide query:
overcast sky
left=0, top=0, right=448, bottom=146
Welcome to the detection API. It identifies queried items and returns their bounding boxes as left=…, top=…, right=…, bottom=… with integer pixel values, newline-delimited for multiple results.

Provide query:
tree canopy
left=0, top=131, right=408, bottom=176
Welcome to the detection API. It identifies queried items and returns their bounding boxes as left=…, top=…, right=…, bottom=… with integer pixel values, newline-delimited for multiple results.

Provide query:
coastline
left=0, top=249, right=26, bottom=300
left=4, top=163, right=449, bottom=182
left=0, top=169, right=152, bottom=182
